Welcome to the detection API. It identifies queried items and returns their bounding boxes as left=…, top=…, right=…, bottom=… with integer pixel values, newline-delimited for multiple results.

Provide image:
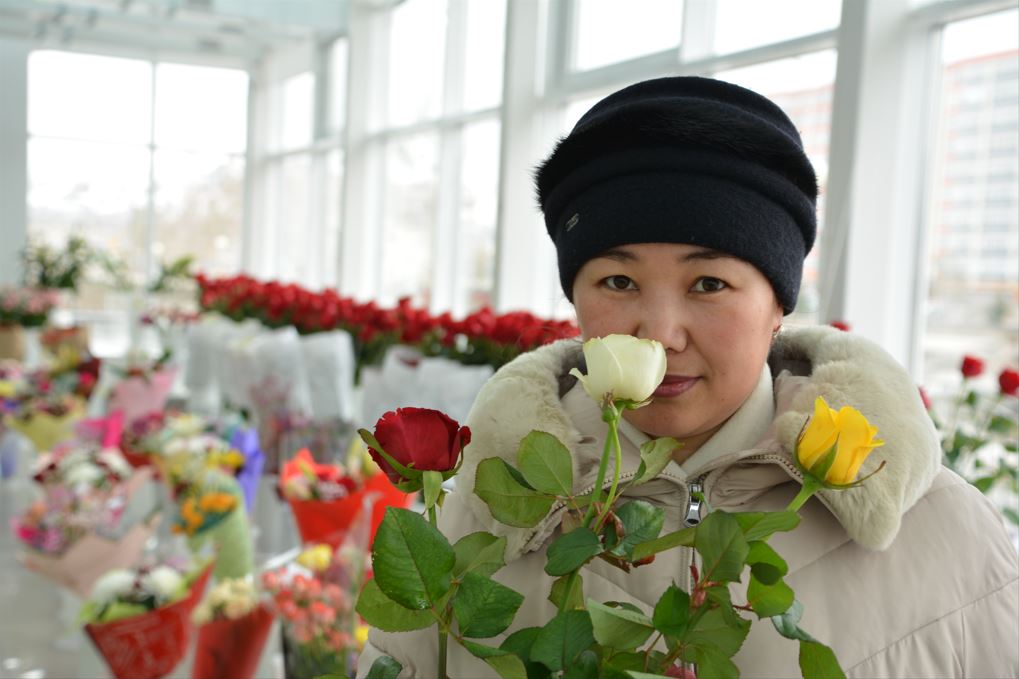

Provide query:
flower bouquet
left=172, top=469, right=254, bottom=581
left=357, top=335, right=886, bottom=679
left=926, top=355, right=1019, bottom=525
left=106, top=349, right=178, bottom=428
left=0, top=287, right=61, bottom=360
left=0, top=356, right=98, bottom=452
left=15, top=443, right=157, bottom=597
left=280, top=445, right=413, bottom=548
left=81, top=560, right=214, bottom=679
left=262, top=542, right=371, bottom=679
left=191, top=578, right=274, bottom=679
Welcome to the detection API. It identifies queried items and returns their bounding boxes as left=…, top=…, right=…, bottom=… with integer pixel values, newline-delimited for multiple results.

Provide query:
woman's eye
left=603, top=275, right=636, bottom=291
left=691, top=277, right=727, bottom=293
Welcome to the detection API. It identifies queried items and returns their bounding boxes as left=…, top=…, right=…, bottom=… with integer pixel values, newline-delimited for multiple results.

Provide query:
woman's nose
left=634, top=295, right=689, bottom=353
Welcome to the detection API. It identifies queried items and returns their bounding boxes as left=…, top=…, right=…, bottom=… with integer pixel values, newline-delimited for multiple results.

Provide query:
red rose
left=367, top=408, right=470, bottom=485
left=918, top=386, right=932, bottom=410
left=960, top=355, right=984, bottom=378
left=829, top=320, right=851, bottom=332
left=999, top=368, right=1019, bottom=397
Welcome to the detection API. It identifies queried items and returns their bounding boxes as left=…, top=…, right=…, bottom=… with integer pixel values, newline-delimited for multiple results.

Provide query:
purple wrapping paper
left=1, top=432, right=18, bottom=479
left=230, top=427, right=264, bottom=513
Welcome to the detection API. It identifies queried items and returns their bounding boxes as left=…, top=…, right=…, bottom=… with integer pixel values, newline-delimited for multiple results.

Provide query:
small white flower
left=91, top=569, right=137, bottom=603
left=65, top=462, right=104, bottom=487
left=569, top=334, right=667, bottom=405
left=141, top=565, right=184, bottom=601
left=98, top=448, right=132, bottom=479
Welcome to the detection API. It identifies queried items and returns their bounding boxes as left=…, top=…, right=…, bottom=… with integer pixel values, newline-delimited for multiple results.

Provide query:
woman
left=359, top=77, right=1019, bottom=677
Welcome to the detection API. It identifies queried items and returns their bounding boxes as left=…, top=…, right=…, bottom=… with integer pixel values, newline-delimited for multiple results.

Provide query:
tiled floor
left=0, top=435, right=300, bottom=679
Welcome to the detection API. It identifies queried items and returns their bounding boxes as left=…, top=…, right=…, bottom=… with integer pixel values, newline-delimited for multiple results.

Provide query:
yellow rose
left=797, top=397, right=884, bottom=486
left=355, top=624, right=370, bottom=650
left=569, top=334, right=667, bottom=406
left=296, top=544, right=333, bottom=572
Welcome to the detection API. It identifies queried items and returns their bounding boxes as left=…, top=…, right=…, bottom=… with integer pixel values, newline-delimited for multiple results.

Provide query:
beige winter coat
left=359, top=326, right=1019, bottom=678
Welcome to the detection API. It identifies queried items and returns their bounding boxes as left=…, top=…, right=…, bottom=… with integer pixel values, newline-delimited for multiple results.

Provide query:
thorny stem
left=582, top=402, right=620, bottom=527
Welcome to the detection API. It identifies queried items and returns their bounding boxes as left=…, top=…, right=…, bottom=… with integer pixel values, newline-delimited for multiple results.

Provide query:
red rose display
left=365, top=408, right=470, bottom=487
left=999, top=368, right=1019, bottom=397
left=960, top=355, right=985, bottom=378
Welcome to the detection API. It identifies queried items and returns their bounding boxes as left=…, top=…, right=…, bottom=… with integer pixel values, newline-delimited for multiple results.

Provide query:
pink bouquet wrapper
left=20, top=512, right=160, bottom=598
left=76, top=411, right=125, bottom=448
left=107, top=367, right=177, bottom=428
left=85, top=563, right=214, bottom=679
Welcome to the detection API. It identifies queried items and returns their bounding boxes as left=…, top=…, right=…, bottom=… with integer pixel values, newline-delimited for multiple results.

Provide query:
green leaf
left=364, top=655, right=403, bottom=679
left=631, top=526, right=696, bottom=562
left=587, top=600, right=655, bottom=650
left=453, top=571, right=525, bottom=638
left=358, top=429, right=421, bottom=480
left=695, top=511, right=749, bottom=583
left=453, top=532, right=507, bottom=578
left=563, top=650, right=599, bottom=679
left=423, top=470, right=443, bottom=510
left=372, top=507, right=454, bottom=610
left=972, top=476, right=996, bottom=493
left=689, top=643, right=739, bottom=679
left=747, top=574, right=794, bottom=618
left=548, top=574, right=585, bottom=610
left=734, top=511, right=801, bottom=542
left=475, top=458, right=556, bottom=528
left=500, top=627, right=550, bottom=679
left=686, top=608, right=750, bottom=657
left=746, top=540, right=788, bottom=586
left=631, top=437, right=680, bottom=487
left=652, top=584, right=690, bottom=638
left=355, top=579, right=435, bottom=632
left=625, top=673, right=671, bottom=679
left=1003, top=506, right=1019, bottom=526
left=544, top=527, right=603, bottom=576
left=799, top=640, right=847, bottom=679
left=608, top=501, right=665, bottom=559
left=461, top=639, right=529, bottom=679
left=530, top=609, right=595, bottom=672
left=770, top=600, right=816, bottom=643
left=517, top=431, right=574, bottom=496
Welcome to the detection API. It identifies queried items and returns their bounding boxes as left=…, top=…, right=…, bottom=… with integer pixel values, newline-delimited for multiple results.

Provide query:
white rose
left=90, top=568, right=137, bottom=603
left=141, top=566, right=184, bottom=602
left=569, top=334, right=667, bottom=405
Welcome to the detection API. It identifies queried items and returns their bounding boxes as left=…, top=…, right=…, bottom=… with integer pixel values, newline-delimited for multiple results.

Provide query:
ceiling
left=0, top=0, right=355, bottom=63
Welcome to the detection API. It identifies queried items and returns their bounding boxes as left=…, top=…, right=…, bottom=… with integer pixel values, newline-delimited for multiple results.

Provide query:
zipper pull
left=684, top=481, right=703, bottom=527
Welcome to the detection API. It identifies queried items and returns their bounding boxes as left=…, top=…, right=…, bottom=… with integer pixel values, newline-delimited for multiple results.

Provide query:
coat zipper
left=681, top=475, right=707, bottom=675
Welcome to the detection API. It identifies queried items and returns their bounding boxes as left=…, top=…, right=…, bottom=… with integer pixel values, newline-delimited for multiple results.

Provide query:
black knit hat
left=535, top=76, right=818, bottom=314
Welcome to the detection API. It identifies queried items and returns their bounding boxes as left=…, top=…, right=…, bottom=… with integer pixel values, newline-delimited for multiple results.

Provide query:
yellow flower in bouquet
left=797, top=397, right=884, bottom=486
left=198, top=492, right=238, bottom=514
left=0, top=379, right=16, bottom=399
left=296, top=544, right=333, bottom=573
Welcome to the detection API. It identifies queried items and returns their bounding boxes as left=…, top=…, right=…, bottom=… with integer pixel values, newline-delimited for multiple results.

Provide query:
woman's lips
left=653, top=375, right=699, bottom=398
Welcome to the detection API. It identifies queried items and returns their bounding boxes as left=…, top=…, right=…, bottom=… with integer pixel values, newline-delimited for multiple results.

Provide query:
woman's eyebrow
left=597, top=248, right=637, bottom=262
left=681, top=250, right=736, bottom=262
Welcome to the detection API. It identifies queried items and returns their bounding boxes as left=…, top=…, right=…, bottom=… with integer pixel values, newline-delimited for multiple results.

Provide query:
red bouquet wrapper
left=191, top=603, right=274, bottom=679
left=84, top=564, right=214, bottom=679
left=121, top=446, right=155, bottom=471
left=282, top=451, right=414, bottom=548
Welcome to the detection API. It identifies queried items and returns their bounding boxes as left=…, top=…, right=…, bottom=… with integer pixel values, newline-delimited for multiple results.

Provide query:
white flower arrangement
left=192, top=577, right=260, bottom=625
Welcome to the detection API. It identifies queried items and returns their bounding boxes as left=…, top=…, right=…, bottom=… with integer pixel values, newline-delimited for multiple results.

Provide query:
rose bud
left=960, top=355, right=985, bottom=378
left=796, top=397, right=884, bottom=487
left=364, top=407, right=470, bottom=488
left=999, top=368, right=1019, bottom=397
left=569, top=334, right=667, bottom=408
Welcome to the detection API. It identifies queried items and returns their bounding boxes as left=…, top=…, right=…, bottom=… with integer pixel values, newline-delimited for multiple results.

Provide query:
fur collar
left=456, top=326, right=941, bottom=559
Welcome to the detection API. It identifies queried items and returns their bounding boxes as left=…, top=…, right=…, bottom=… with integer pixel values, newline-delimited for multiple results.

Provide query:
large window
left=922, top=8, right=1019, bottom=392
left=356, top=0, right=506, bottom=313
left=27, top=51, right=248, bottom=295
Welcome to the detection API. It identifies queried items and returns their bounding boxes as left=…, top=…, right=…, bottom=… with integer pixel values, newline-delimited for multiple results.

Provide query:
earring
left=771, top=326, right=782, bottom=340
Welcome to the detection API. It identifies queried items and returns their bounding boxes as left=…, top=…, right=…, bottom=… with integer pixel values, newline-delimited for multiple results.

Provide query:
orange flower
left=198, top=492, right=237, bottom=514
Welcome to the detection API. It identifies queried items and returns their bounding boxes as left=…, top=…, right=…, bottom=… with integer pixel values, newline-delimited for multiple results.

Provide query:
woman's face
left=572, top=243, right=783, bottom=454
